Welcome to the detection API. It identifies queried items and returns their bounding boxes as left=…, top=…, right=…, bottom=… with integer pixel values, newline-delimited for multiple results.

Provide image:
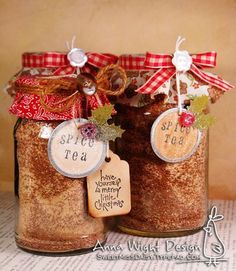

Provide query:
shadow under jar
left=114, top=57, right=215, bottom=237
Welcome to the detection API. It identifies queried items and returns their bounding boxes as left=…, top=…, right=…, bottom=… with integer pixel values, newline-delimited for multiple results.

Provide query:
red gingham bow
left=119, top=52, right=233, bottom=94
left=22, top=52, right=118, bottom=75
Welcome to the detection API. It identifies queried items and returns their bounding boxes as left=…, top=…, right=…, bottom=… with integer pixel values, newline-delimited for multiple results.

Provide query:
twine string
left=106, top=141, right=110, bottom=161
left=174, top=36, right=186, bottom=115
left=176, top=71, right=183, bottom=115
left=15, top=64, right=127, bottom=114
left=66, top=35, right=77, bottom=51
left=96, top=64, right=127, bottom=96
left=175, top=36, right=186, bottom=52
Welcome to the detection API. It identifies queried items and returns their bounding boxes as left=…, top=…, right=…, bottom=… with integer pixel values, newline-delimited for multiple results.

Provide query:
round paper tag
left=150, top=108, right=201, bottom=163
left=48, top=119, right=107, bottom=178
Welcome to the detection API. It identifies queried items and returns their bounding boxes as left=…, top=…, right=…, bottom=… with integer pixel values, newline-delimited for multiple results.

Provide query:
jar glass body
left=14, top=119, right=106, bottom=254
left=116, top=71, right=208, bottom=237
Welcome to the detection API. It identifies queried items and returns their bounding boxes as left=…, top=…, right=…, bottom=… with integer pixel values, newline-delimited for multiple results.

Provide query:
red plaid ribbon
left=22, top=52, right=118, bottom=75
left=119, top=52, right=233, bottom=93
left=119, top=55, right=150, bottom=70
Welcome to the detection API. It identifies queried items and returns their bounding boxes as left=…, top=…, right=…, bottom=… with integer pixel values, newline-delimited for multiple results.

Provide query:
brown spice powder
left=115, top=95, right=208, bottom=235
left=15, top=119, right=106, bottom=253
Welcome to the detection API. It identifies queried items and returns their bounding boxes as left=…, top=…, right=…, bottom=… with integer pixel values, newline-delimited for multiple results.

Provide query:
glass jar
left=115, top=56, right=214, bottom=237
left=116, top=98, right=208, bottom=237
left=10, top=51, right=111, bottom=254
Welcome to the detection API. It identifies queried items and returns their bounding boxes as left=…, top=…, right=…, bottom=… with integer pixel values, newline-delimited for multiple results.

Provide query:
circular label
left=48, top=118, right=107, bottom=178
left=150, top=108, right=201, bottom=163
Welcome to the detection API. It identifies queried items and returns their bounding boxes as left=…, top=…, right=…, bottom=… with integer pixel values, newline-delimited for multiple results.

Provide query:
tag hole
left=105, top=157, right=111, bottom=163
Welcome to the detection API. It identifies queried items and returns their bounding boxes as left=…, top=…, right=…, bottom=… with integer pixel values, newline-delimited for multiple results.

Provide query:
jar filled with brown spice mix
left=9, top=50, right=127, bottom=254
left=115, top=40, right=233, bottom=237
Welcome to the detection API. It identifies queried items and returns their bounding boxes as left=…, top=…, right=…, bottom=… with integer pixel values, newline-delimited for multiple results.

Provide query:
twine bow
left=15, top=64, right=127, bottom=114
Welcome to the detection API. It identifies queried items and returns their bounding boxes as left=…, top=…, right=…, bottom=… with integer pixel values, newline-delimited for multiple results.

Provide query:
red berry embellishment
left=179, top=111, right=196, bottom=127
left=80, top=123, right=98, bottom=139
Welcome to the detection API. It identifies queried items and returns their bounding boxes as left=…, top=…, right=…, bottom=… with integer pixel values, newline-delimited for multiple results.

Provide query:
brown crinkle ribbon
left=15, top=64, right=127, bottom=113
